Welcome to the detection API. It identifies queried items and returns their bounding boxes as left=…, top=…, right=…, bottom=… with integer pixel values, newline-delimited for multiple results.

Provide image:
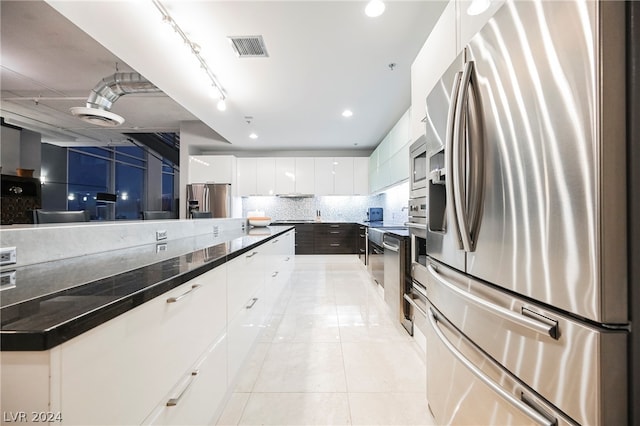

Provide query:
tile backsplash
left=242, top=181, right=410, bottom=224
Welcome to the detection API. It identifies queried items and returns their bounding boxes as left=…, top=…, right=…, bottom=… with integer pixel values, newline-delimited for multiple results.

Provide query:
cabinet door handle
left=272, top=239, right=279, bottom=244
left=166, top=284, right=202, bottom=303
left=166, top=370, right=199, bottom=406
left=272, top=271, right=279, bottom=278
left=246, top=297, right=259, bottom=309
left=246, top=251, right=258, bottom=258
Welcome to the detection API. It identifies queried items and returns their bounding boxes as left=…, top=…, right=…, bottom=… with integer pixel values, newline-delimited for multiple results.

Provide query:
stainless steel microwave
left=409, top=136, right=427, bottom=199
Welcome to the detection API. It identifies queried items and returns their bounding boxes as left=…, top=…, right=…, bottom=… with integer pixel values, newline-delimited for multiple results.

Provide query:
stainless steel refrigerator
left=420, top=1, right=629, bottom=425
left=186, top=183, right=231, bottom=218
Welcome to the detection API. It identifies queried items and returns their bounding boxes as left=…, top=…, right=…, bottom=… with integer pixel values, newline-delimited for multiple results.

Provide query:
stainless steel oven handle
left=412, top=280, right=428, bottom=298
left=427, top=308, right=555, bottom=426
left=404, top=293, right=427, bottom=318
left=382, top=242, right=399, bottom=252
left=427, top=264, right=557, bottom=338
left=404, top=222, right=427, bottom=230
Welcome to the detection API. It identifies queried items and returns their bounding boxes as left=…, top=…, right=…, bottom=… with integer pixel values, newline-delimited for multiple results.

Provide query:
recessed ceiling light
left=249, top=133, right=258, bottom=139
left=365, top=0, right=385, bottom=17
left=467, top=0, right=491, bottom=16
left=342, top=109, right=353, bottom=118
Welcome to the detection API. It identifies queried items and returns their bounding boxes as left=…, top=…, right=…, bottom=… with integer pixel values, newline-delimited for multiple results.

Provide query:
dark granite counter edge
left=1, top=226, right=293, bottom=352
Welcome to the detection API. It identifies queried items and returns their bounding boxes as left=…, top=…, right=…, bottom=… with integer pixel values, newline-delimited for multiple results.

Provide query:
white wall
left=179, top=121, right=233, bottom=219
left=1, top=125, right=42, bottom=177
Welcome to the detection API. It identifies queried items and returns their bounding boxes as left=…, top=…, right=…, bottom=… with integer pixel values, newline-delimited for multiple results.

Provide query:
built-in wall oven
left=409, top=137, right=427, bottom=199
left=404, top=196, right=428, bottom=336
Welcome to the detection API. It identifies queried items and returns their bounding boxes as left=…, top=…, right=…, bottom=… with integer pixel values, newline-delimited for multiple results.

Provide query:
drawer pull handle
left=246, top=251, right=258, bottom=258
left=330, top=243, right=340, bottom=247
left=246, top=297, right=259, bottom=309
left=329, top=231, right=340, bottom=234
left=272, top=239, right=279, bottom=244
left=166, top=370, right=199, bottom=406
left=166, top=284, right=202, bottom=303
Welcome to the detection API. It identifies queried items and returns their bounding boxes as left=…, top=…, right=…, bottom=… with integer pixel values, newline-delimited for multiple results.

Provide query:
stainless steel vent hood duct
left=70, top=72, right=162, bottom=127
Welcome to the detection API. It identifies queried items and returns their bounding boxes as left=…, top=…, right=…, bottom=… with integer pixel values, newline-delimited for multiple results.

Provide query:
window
left=68, top=145, right=147, bottom=220
left=162, top=159, right=175, bottom=212
left=67, top=149, right=110, bottom=219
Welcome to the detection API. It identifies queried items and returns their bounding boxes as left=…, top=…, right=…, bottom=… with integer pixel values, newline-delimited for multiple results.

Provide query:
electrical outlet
left=0, top=247, right=17, bottom=266
left=156, top=243, right=168, bottom=253
left=213, top=226, right=219, bottom=237
left=0, top=270, right=17, bottom=289
left=156, top=230, right=168, bottom=241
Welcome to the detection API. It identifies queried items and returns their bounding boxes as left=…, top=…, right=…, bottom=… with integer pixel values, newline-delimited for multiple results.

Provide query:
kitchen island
left=1, top=222, right=295, bottom=425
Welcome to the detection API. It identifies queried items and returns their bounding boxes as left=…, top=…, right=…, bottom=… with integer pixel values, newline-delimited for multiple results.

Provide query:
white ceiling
left=1, top=0, right=446, bottom=153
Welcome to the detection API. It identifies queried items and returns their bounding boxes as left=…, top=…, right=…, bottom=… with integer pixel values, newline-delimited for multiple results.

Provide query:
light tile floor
left=215, top=255, right=436, bottom=426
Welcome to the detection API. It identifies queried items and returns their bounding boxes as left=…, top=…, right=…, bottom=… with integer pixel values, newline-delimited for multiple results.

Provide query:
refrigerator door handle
left=452, top=60, right=476, bottom=253
left=445, top=71, right=464, bottom=244
left=427, top=264, right=558, bottom=339
left=427, top=308, right=556, bottom=426
left=203, top=185, right=210, bottom=213
left=465, top=61, right=485, bottom=251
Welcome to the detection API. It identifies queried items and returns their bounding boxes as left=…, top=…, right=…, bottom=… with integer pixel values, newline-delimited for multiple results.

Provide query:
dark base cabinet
left=294, top=223, right=315, bottom=254
left=314, top=223, right=357, bottom=254
left=292, top=223, right=361, bottom=255
left=357, top=225, right=367, bottom=263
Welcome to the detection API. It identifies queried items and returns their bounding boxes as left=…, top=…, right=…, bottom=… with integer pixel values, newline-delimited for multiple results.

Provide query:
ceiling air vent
left=228, top=35, right=269, bottom=58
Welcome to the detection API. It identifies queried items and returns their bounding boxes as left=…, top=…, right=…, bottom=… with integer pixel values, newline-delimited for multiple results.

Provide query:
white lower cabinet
left=144, top=336, right=228, bottom=426
left=0, top=231, right=295, bottom=426
left=227, top=284, right=266, bottom=384
left=58, top=265, right=227, bottom=426
left=226, top=244, right=266, bottom=384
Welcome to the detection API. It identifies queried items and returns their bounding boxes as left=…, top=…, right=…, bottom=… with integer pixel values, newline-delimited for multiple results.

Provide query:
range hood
left=276, top=193, right=314, bottom=198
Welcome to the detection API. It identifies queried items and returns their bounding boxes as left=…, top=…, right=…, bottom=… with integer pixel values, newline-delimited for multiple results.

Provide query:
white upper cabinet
left=237, top=158, right=257, bottom=196
left=369, top=109, right=411, bottom=193
left=238, top=156, right=366, bottom=196
left=188, top=155, right=236, bottom=184
left=332, top=158, right=354, bottom=195
left=314, top=158, right=334, bottom=195
left=275, top=158, right=296, bottom=194
left=353, top=157, right=369, bottom=195
left=256, top=158, right=276, bottom=196
left=409, top=0, right=504, bottom=144
left=294, top=158, right=315, bottom=194
left=410, top=1, right=457, bottom=144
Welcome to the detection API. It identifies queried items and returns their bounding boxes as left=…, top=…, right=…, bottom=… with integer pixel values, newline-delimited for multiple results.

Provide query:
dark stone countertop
left=0, top=226, right=294, bottom=351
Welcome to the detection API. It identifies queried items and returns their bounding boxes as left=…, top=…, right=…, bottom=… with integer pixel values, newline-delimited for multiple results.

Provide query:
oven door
left=409, top=138, right=427, bottom=199
left=406, top=217, right=427, bottom=273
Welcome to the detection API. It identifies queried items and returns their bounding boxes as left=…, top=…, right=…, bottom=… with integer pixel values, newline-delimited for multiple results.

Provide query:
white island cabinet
left=0, top=230, right=295, bottom=426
